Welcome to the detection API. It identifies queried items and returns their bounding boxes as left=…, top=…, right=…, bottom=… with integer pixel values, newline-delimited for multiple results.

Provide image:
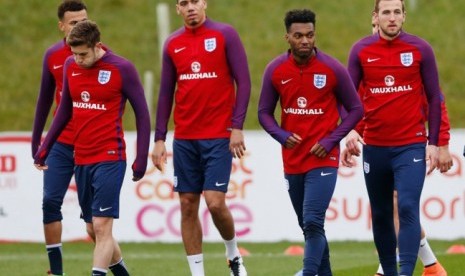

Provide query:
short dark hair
left=284, top=9, right=316, bottom=32
left=67, top=20, right=100, bottom=48
left=57, top=0, right=87, bottom=20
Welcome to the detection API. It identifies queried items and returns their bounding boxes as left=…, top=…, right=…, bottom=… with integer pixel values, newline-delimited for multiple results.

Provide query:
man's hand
left=426, top=145, right=439, bottom=175
left=151, top=140, right=167, bottom=172
left=341, top=148, right=356, bottom=167
left=230, top=128, right=246, bottom=158
left=310, top=143, right=327, bottom=158
left=345, top=130, right=365, bottom=156
left=284, top=133, right=302, bottom=149
left=34, top=163, right=48, bottom=171
left=437, top=145, right=453, bottom=173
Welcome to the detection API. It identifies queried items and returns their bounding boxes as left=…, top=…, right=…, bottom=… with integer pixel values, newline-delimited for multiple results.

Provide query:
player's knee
left=42, top=197, right=63, bottom=223
left=206, top=200, right=226, bottom=217
left=303, top=221, right=325, bottom=238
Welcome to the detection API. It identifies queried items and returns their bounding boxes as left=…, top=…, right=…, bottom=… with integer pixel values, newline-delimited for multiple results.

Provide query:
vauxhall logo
left=179, top=61, right=218, bottom=81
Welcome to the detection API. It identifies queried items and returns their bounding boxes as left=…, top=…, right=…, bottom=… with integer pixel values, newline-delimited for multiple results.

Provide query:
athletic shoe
left=294, top=269, right=303, bottom=276
left=228, top=256, right=247, bottom=276
left=422, top=262, right=447, bottom=276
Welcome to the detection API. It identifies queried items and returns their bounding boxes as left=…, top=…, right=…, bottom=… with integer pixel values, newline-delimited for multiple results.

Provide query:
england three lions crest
left=400, top=52, right=413, bottom=67
left=314, top=74, right=326, bottom=89
left=98, top=70, right=111, bottom=84
left=204, top=38, right=216, bottom=52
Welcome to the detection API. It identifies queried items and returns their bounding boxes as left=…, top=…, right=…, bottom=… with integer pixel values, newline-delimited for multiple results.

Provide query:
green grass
left=1, top=240, right=464, bottom=275
left=0, top=0, right=464, bottom=132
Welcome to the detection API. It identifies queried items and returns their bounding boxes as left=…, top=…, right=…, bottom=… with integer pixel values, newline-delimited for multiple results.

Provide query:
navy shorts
left=43, top=142, right=74, bottom=224
left=173, top=139, right=232, bottom=193
left=74, top=161, right=126, bottom=222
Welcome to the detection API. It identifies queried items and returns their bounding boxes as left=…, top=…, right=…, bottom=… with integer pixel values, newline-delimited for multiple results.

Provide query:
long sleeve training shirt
left=34, top=50, right=151, bottom=178
left=155, top=18, right=251, bottom=141
left=259, top=50, right=363, bottom=174
left=348, top=31, right=442, bottom=146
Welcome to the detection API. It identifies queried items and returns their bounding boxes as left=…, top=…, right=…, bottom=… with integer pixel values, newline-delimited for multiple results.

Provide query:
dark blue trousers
left=286, top=167, right=337, bottom=276
left=363, top=143, right=426, bottom=276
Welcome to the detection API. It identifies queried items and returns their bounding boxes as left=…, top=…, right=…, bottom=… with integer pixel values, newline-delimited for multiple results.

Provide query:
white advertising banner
left=0, top=131, right=464, bottom=242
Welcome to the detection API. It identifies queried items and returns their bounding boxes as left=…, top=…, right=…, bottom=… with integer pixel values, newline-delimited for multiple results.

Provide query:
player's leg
left=92, top=216, right=115, bottom=275
left=363, top=145, right=397, bottom=275
left=394, top=143, right=425, bottom=276
left=108, top=241, right=130, bottom=276
left=86, top=223, right=129, bottom=275
left=76, top=161, right=128, bottom=275
left=375, top=189, right=400, bottom=276
left=173, top=139, right=205, bottom=276
left=297, top=167, right=337, bottom=275
left=202, top=138, right=246, bottom=276
left=286, top=173, right=305, bottom=276
left=419, top=226, right=447, bottom=275
left=42, top=142, right=74, bottom=275
left=286, top=173, right=305, bottom=230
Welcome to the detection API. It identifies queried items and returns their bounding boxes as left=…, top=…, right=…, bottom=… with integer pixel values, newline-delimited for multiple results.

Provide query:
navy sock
left=109, top=259, right=130, bottom=276
left=46, top=244, right=63, bottom=275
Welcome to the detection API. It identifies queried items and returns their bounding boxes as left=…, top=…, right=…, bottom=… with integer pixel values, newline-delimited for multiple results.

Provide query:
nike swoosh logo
left=281, top=78, right=293, bottom=84
left=413, top=158, right=423, bottom=162
left=367, top=58, right=380, bottom=63
left=215, top=182, right=227, bottom=187
left=72, top=72, right=82, bottom=77
left=174, top=47, right=186, bottom=53
left=99, top=206, right=112, bottom=212
left=53, top=65, right=63, bottom=70
left=321, top=172, right=333, bottom=176
left=194, top=260, right=202, bottom=263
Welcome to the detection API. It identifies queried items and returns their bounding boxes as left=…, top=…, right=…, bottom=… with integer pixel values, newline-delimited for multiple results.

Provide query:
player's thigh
left=91, top=161, right=126, bottom=218
left=363, top=145, right=395, bottom=206
left=201, top=139, right=232, bottom=193
left=173, top=139, right=204, bottom=193
left=302, top=167, right=337, bottom=225
left=43, top=142, right=75, bottom=199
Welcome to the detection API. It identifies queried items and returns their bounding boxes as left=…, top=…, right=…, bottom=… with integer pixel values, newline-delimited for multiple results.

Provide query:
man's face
left=375, top=0, right=405, bottom=39
left=176, top=0, right=207, bottom=28
left=59, top=9, right=88, bottom=37
left=286, top=22, right=315, bottom=62
left=71, top=43, right=100, bottom=68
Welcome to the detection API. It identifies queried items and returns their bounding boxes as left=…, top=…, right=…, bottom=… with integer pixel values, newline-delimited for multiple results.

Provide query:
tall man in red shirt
left=258, top=9, right=363, bottom=276
left=151, top=0, right=251, bottom=275
left=34, top=20, right=151, bottom=276
left=31, top=1, right=88, bottom=275
left=344, top=0, right=442, bottom=275
left=360, top=16, right=450, bottom=276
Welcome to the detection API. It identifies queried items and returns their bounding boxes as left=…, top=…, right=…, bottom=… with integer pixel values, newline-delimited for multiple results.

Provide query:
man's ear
left=58, top=21, right=65, bottom=33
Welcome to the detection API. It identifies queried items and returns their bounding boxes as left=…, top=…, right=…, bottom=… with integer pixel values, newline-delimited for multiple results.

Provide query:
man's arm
left=318, top=59, right=363, bottom=153
left=224, top=26, right=251, bottom=130
left=258, top=56, right=292, bottom=145
left=32, top=50, right=56, bottom=157
left=34, top=61, right=73, bottom=166
left=121, top=61, right=151, bottom=181
left=154, top=42, right=177, bottom=142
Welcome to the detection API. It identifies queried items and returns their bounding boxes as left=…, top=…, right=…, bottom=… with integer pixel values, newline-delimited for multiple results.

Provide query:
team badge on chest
left=98, top=70, right=112, bottom=84
left=204, top=38, right=216, bottom=52
left=313, top=74, right=326, bottom=89
left=400, top=52, right=413, bottom=67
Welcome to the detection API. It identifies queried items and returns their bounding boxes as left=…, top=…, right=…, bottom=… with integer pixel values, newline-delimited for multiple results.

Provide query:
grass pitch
left=1, top=240, right=464, bottom=275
